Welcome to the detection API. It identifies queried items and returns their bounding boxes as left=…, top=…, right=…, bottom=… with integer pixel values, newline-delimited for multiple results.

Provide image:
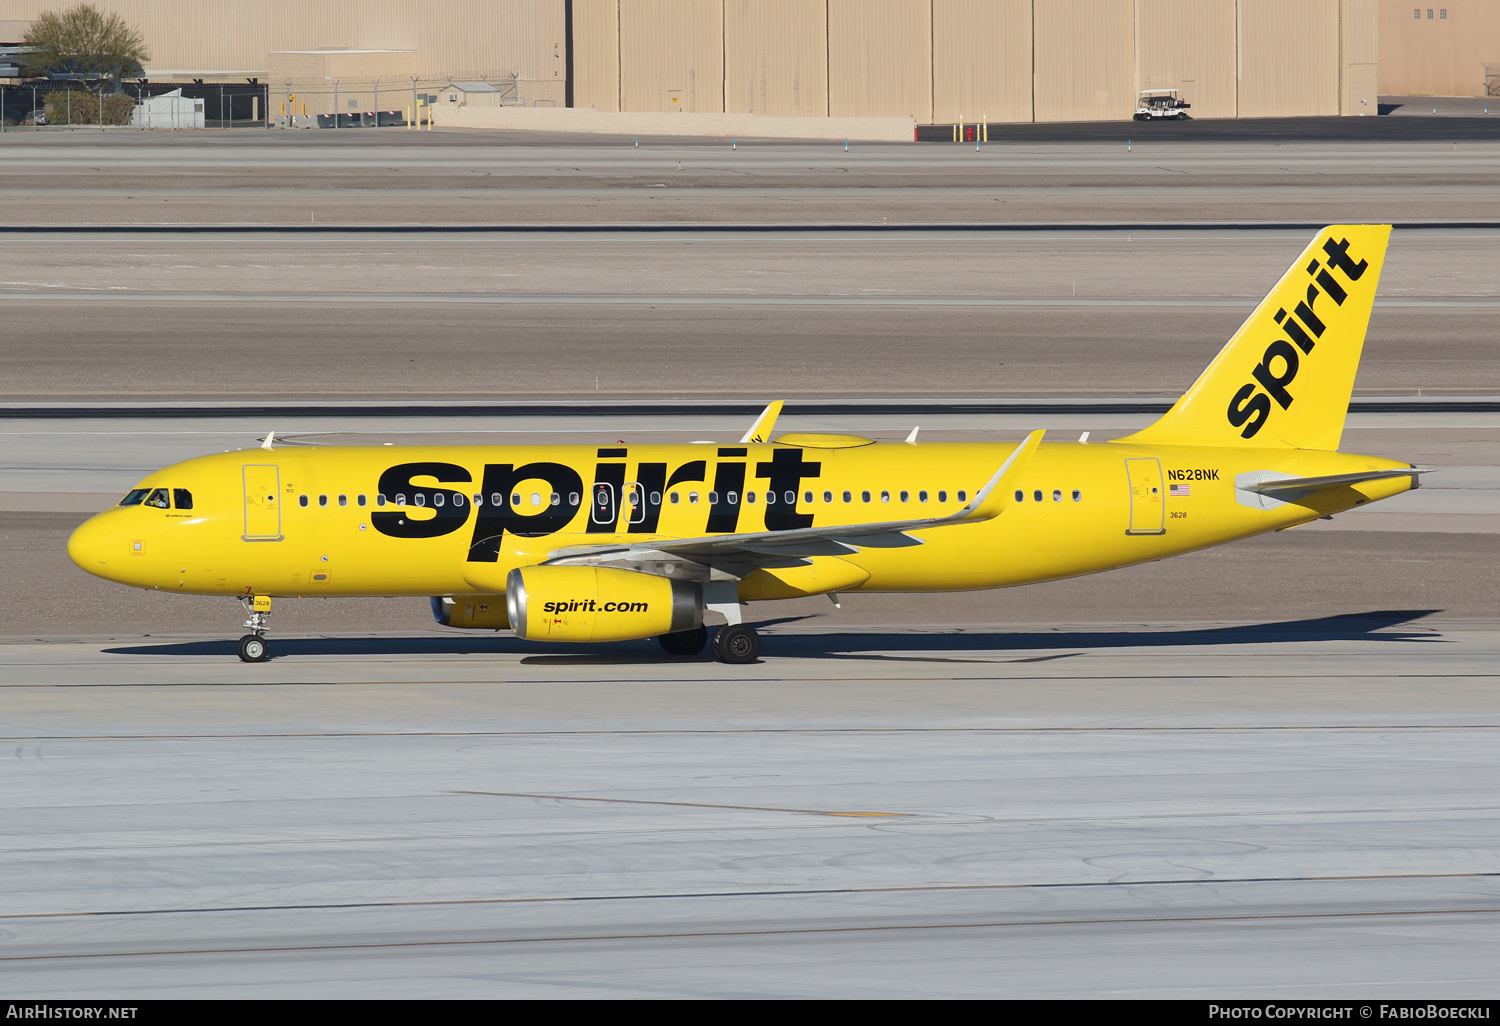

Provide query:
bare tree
left=21, top=3, right=150, bottom=89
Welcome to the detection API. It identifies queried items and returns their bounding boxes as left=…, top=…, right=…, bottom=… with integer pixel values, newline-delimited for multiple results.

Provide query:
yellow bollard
left=982, top=115, right=988, bottom=143
left=407, top=104, right=413, bottom=129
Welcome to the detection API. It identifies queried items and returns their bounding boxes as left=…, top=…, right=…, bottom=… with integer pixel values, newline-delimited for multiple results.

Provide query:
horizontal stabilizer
left=1240, top=468, right=1430, bottom=498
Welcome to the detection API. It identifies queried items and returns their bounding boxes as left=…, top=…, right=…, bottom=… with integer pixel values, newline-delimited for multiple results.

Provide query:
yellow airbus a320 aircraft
left=69, top=225, right=1423, bottom=664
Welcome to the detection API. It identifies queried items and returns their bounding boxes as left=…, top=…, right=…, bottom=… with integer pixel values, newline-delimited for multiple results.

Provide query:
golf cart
left=1134, top=90, right=1190, bottom=121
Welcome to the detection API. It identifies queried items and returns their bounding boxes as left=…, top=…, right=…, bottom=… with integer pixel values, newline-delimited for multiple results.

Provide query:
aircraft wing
left=546, top=430, right=1045, bottom=577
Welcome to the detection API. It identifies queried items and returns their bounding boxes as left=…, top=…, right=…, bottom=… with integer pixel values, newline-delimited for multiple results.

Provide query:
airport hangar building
left=0, top=0, right=1489, bottom=125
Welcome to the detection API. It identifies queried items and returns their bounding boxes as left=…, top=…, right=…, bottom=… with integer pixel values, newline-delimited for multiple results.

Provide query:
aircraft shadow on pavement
left=102, top=609, right=1444, bottom=663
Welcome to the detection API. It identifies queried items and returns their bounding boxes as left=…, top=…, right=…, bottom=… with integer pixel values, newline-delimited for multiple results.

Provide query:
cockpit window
left=143, top=488, right=170, bottom=509
left=173, top=489, right=193, bottom=510
left=119, top=489, right=150, bottom=507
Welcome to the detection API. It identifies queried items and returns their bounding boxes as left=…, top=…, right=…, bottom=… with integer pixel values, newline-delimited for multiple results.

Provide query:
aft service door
left=242, top=464, right=283, bottom=541
left=1124, top=458, right=1165, bottom=536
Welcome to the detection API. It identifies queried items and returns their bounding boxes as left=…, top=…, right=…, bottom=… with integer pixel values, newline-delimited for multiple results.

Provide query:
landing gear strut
left=712, top=623, right=761, bottom=664
left=659, top=625, right=708, bottom=656
left=238, top=595, right=271, bottom=662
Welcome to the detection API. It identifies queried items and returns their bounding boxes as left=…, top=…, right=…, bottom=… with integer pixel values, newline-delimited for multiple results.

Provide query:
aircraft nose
left=68, top=513, right=117, bottom=580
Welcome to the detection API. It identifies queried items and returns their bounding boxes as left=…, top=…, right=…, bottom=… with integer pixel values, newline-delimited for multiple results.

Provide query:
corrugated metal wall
left=0, top=0, right=559, bottom=79
left=1342, top=0, right=1379, bottom=113
left=827, top=0, right=931, bottom=119
left=618, top=0, right=723, bottom=113
left=1135, top=0, right=1237, bottom=120
left=932, top=0, right=1033, bottom=123
left=1239, top=0, right=1341, bottom=117
left=572, top=0, right=619, bottom=111
left=1033, top=0, right=1136, bottom=122
left=0, top=0, right=1407, bottom=121
left=724, top=0, right=828, bottom=116
left=1378, top=0, right=1495, bottom=98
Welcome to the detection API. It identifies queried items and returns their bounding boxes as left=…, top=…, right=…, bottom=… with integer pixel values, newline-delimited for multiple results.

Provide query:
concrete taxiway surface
left=3, top=622, right=1499, bottom=997
left=2, top=129, right=1498, bottom=996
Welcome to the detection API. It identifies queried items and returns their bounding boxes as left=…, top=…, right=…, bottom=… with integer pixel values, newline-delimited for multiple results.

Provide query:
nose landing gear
left=238, top=595, right=272, bottom=662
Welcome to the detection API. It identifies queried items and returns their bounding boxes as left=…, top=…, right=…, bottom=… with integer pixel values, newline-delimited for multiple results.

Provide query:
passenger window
left=569, top=492, right=580, bottom=506
left=173, top=488, right=193, bottom=510
left=319, top=494, right=329, bottom=507
left=376, top=494, right=387, bottom=507
left=938, top=490, right=947, bottom=502
left=709, top=491, right=719, bottom=504
left=843, top=491, right=852, bottom=503
left=728, top=491, right=738, bottom=504
left=1053, top=489, right=1062, bottom=502
left=358, top=494, right=368, bottom=507
left=338, top=494, right=348, bottom=507
left=551, top=492, right=560, bottom=506
left=689, top=491, right=699, bottom=504
left=899, top=490, right=909, bottom=502
left=299, top=494, right=309, bottom=508
left=414, top=494, right=426, bottom=507
left=511, top=493, right=521, bottom=506
left=434, top=493, right=445, bottom=507
left=1015, top=490, right=1024, bottom=502
left=957, top=490, right=968, bottom=502
left=823, top=491, right=832, bottom=503
left=1033, top=490, right=1043, bottom=502
left=471, top=494, right=482, bottom=506
left=785, top=491, right=795, bottom=505
left=119, top=488, right=149, bottom=506
left=805, top=491, right=814, bottom=504
left=651, top=491, right=661, bottom=504
left=880, top=490, right=890, bottom=503
left=396, top=493, right=406, bottom=506
left=861, top=490, right=871, bottom=503
left=490, top=492, right=502, bottom=506
left=1073, top=489, right=1082, bottom=502
left=670, top=492, right=680, bottom=504
left=765, top=492, right=776, bottom=505
left=452, top=493, right=464, bottom=507
left=529, top=493, right=539, bottom=506
left=746, top=491, right=757, bottom=503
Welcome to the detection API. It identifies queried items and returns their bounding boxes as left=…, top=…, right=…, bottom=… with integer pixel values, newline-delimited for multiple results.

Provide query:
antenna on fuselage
left=260, top=431, right=276, bottom=451
left=905, top=426, right=919, bottom=444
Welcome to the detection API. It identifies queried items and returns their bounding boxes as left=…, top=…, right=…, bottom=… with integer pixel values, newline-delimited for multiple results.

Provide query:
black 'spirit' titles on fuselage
left=368, top=451, right=823, bottom=554
left=1226, top=235, right=1370, bottom=440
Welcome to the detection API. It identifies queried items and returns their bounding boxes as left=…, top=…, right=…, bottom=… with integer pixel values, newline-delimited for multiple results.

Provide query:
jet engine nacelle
left=506, top=565, right=702, bottom=643
left=430, top=595, right=510, bottom=629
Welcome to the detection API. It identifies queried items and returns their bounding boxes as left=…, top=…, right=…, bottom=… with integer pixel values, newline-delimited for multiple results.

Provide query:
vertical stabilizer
left=1121, top=225, right=1391, bottom=451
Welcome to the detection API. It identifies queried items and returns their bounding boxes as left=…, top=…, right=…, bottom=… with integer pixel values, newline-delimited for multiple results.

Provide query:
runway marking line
left=452, top=789, right=904, bottom=818
left=5, top=873, right=1500, bottom=961
left=4, top=724, right=1500, bottom=741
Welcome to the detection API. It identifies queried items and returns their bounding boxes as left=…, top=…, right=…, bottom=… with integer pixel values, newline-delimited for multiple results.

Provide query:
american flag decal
left=1170, top=483, right=1191, bottom=496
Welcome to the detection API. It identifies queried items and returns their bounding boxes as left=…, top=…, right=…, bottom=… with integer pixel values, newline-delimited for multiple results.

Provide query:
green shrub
left=42, top=88, right=135, bottom=125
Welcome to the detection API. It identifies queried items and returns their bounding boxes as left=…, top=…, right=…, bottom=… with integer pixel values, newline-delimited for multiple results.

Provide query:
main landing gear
left=238, top=595, right=272, bottom=663
left=658, top=625, right=708, bottom=656
left=711, top=624, right=761, bottom=664
left=656, top=623, right=762, bottom=663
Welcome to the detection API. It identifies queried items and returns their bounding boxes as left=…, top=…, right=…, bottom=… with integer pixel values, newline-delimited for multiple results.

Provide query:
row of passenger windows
left=290, top=487, right=1084, bottom=509
left=120, top=484, right=1081, bottom=515
left=120, top=487, right=193, bottom=510
left=293, top=488, right=980, bottom=509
